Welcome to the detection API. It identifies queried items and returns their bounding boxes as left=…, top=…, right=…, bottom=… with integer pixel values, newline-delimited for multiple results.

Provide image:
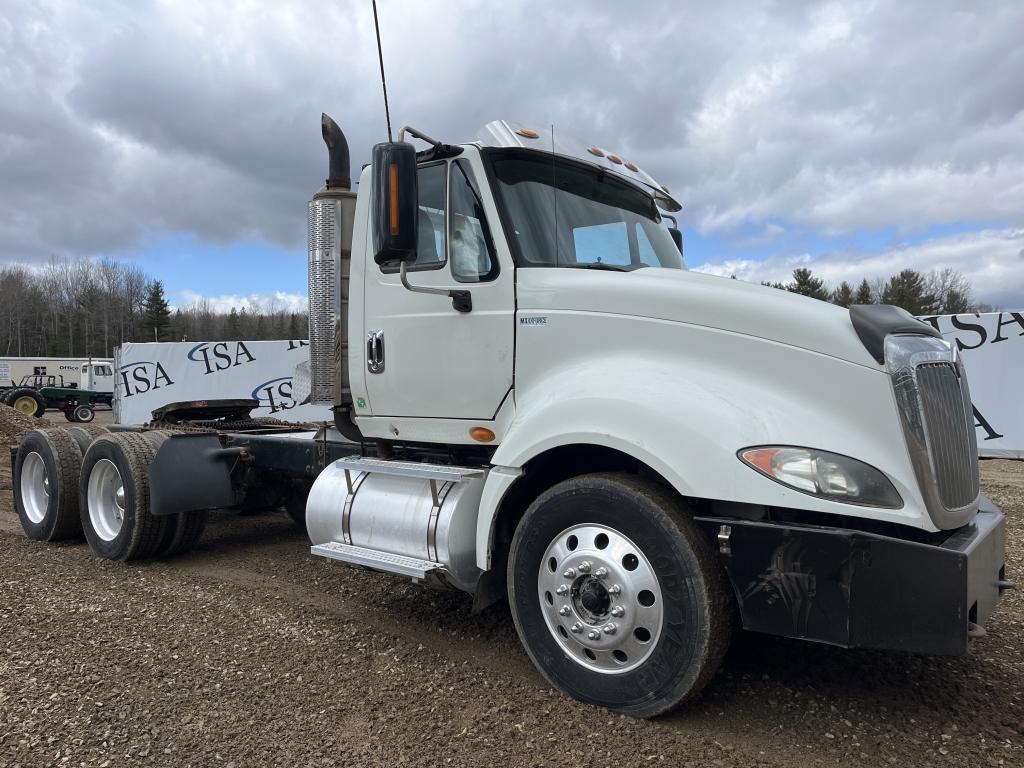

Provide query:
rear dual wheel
left=13, top=428, right=84, bottom=541
left=79, top=432, right=206, bottom=560
left=508, top=474, right=733, bottom=718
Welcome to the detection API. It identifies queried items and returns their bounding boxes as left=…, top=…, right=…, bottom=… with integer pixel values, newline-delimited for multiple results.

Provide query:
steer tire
left=79, top=433, right=168, bottom=561
left=13, top=428, right=84, bottom=541
left=141, top=431, right=208, bottom=557
left=507, top=473, right=733, bottom=718
left=9, top=388, right=46, bottom=418
left=73, top=405, right=95, bottom=423
left=65, top=425, right=110, bottom=455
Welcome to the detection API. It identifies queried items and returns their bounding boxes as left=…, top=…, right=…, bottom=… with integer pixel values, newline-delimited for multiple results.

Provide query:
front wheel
left=72, top=404, right=95, bottom=423
left=507, top=473, right=733, bottom=718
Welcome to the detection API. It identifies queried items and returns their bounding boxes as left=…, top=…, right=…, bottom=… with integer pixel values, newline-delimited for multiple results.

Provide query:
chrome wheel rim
left=20, top=452, right=49, bottom=524
left=538, top=523, right=664, bottom=674
left=88, top=458, right=125, bottom=541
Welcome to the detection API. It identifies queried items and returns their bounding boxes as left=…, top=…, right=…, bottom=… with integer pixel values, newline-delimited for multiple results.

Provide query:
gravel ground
left=0, top=409, right=1020, bottom=767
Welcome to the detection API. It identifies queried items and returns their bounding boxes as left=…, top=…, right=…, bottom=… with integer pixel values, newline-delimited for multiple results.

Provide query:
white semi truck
left=10, top=115, right=1011, bottom=717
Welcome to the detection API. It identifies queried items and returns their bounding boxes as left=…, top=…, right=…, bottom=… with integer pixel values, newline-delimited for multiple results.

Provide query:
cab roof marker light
left=588, top=146, right=605, bottom=157
left=516, top=127, right=539, bottom=139
left=738, top=446, right=903, bottom=509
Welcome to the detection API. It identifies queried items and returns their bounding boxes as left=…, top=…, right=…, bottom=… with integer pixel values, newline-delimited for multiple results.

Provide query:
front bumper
left=697, top=494, right=1008, bottom=655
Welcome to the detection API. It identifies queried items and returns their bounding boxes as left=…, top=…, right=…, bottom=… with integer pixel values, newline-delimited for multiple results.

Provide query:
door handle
left=366, top=330, right=385, bottom=374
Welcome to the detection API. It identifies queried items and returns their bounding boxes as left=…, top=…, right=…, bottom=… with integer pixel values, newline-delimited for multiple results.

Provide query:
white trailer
left=9, top=114, right=1011, bottom=718
left=0, top=356, right=115, bottom=404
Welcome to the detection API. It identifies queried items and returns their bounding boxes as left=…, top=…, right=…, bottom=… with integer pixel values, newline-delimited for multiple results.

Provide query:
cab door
left=361, top=155, right=514, bottom=420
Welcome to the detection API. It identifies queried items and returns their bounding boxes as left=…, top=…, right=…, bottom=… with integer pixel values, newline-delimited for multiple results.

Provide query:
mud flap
left=148, top=434, right=241, bottom=516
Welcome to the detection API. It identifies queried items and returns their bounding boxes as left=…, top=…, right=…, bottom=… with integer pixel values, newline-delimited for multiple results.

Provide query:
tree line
left=760, top=267, right=993, bottom=315
left=0, top=258, right=308, bottom=358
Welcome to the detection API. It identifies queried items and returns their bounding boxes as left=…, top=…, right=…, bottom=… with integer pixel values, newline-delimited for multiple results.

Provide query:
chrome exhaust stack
left=307, top=114, right=357, bottom=421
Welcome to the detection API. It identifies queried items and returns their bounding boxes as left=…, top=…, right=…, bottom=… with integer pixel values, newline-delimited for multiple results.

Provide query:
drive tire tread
left=507, top=472, right=733, bottom=718
left=80, top=433, right=167, bottom=561
left=13, top=428, right=84, bottom=541
left=141, top=430, right=207, bottom=558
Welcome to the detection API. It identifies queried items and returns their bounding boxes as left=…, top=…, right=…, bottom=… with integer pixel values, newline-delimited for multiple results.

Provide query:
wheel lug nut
left=603, top=623, right=617, bottom=635
left=563, top=568, right=576, bottom=579
left=594, top=567, right=608, bottom=578
left=610, top=605, right=624, bottom=618
left=608, top=584, right=622, bottom=596
left=587, top=630, right=601, bottom=640
left=555, top=585, right=569, bottom=596
left=578, top=561, right=592, bottom=574
left=571, top=622, right=583, bottom=634
left=558, top=606, right=571, bottom=616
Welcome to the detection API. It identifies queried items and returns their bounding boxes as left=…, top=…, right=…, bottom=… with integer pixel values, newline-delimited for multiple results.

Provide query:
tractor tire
left=141, top=430, right=207, bottom=557
left=13, top=428, right=84, bottom=541
left=73, top=404, right=95, bottom=423
left=507, top=473, right=734, bottom=718
left=79, top=433, right=169, bottom=561
left=1, top=390, right=16, bottom=406
left=9, top=388, right=46, bottom=418
left=65, top=425, right=110, bottom=455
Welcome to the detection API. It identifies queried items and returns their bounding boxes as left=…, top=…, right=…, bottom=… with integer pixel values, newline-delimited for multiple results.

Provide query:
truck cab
left=80, top=362, right=115, bottom=404
left=299, top=116, right=1008, bottom=714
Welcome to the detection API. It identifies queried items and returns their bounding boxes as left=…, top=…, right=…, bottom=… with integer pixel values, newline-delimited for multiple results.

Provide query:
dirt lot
left=0, top=408, right=1020, bottom=767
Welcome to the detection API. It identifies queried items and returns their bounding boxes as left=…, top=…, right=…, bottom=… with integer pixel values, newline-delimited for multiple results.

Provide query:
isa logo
left=187, top=341, right=256, bottom=375
left=251, top=377, right=295, bottom=414
left=119, top=361, right=175, bottom=398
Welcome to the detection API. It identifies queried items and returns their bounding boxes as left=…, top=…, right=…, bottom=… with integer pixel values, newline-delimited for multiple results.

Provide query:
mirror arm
left=399, top=261, right=473, bottom=313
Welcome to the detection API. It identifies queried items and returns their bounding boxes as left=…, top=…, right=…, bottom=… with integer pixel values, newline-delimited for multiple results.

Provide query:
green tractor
left=1, top=375, right=97, bottom=423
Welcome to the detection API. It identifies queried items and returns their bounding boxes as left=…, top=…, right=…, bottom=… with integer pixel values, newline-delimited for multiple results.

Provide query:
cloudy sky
left=2, top=0, right=1022, bottom=310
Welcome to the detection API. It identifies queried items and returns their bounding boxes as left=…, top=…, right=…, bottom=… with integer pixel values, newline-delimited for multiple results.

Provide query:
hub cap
left=538, top=524, right=663, bottom=674
left=88, top=458, right=125, bottom=541
left=13, top=396, right=36, bottom=415
left=20, top=452, right=49, bottom=524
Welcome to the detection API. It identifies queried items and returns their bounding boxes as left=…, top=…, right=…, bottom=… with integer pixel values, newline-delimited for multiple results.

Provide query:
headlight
left=738, top=446, right=903, bottom=509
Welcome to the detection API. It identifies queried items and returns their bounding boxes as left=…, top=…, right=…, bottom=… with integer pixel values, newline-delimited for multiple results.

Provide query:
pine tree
left=140, top=280, right=172, bottom=342
left=787, top=268, right=830, bottom=301
left=881, top=269, right=937, bottom=315
left=226, top=307, right=241, bottom=339
left=854, top=279, right=873, bottom=305
left=831, top=281, right=855, bottom=307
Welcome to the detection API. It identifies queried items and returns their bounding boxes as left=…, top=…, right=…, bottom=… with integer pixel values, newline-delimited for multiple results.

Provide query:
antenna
left=371, top=0, right=393, bottom=142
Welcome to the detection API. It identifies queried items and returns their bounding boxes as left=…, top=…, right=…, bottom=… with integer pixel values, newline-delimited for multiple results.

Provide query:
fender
left=475, top=311, right=932, bottom=570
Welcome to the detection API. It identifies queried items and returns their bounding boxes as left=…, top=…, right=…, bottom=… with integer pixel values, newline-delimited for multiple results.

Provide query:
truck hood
left=516, top=268, right=883, bottom=369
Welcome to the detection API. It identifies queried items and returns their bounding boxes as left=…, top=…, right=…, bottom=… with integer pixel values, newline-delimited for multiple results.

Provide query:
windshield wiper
left=573, top=262, right=632, bottom=272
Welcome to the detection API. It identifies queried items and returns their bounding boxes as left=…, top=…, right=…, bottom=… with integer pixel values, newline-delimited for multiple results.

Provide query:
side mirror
left=669, top=227, right=683, bottom=254
left=371, top=141, right=418, bottom=265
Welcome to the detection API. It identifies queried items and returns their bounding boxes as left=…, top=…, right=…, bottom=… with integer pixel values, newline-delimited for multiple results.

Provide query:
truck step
left=310, top=541, right=443, bottom=580
left=334, top=456, right=485, bottom=483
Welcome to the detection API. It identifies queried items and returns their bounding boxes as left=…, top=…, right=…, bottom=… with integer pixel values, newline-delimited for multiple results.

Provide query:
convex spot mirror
left=372, top=141, right=418, bottom=265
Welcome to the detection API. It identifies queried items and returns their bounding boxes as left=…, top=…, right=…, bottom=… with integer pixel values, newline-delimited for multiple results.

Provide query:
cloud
left=693, top=228, right=1024, bottom=308
left=173, top=289, right=307, bottom=314
left=1, top=1, right=1022, bottom=305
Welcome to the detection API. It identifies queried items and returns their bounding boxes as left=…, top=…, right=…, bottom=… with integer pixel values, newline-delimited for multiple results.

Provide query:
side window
left=380, top=162, right=446, bottom=272
left=449, top=160, right=498, bottom=282
left=635, top=223, right=660, bottom=267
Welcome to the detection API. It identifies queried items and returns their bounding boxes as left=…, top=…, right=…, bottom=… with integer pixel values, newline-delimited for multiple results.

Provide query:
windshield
left=487, top=150, right=684, bottom=271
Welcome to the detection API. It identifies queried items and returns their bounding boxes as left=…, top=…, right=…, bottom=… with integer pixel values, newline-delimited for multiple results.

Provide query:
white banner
left=114, top=340, right=332, bottom=425
left=920, top=312, right=1024, bottom=459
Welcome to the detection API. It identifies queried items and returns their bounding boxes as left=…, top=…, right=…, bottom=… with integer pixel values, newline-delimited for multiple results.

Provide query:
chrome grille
left=885, top=334, right=979, bottom=529
left=308, top=198, right=339, bottom=405
left=916, top=363, right=979, bottom=510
